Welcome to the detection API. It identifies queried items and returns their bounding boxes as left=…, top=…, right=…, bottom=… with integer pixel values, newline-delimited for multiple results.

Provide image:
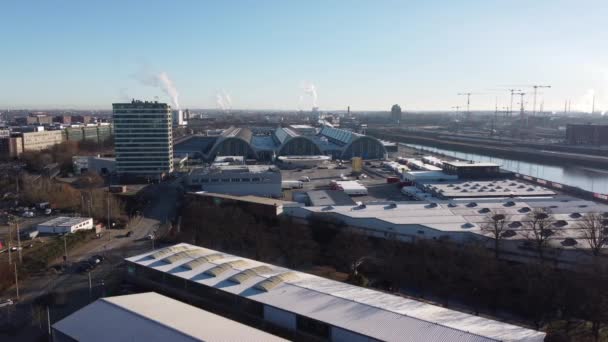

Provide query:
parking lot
left=280, top=161, right=409, bottom=203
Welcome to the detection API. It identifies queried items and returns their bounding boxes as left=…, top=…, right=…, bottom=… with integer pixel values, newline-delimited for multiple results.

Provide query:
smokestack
left=347, top=106, right=350, bottom=116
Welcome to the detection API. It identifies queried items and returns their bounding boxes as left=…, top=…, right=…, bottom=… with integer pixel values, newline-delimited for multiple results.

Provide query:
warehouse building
left=37, top=217, right=93, bottom=234
left=566, top=123, right=608, bottom=146
left=185, top=192, right=293, bottom=219
left=186, top=164, right=282, bottom=197
left=283, top=197, right=608, bottom=264
left=125, top=243, right=545, bottom=342
left=52, top=292, right=286, bottom=342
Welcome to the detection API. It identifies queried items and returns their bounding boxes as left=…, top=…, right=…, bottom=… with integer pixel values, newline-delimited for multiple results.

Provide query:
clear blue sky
left=1, top=0, right=607, bottom=112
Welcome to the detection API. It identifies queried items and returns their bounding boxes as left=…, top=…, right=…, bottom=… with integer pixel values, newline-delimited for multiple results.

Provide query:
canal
left=402, top=143, right=608, bottom=195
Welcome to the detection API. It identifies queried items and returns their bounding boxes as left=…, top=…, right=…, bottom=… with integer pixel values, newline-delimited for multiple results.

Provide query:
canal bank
left=371, top=130, right=608, bottom=171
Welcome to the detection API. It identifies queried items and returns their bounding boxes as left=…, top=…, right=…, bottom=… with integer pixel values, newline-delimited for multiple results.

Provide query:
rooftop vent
left=561, top=238, right=578, bottom=247
left=447, top=203, right=458, bottom=208
left=204, top=260, right=249, bottom=277
left=461, top=222, right=475, bottom=229
left=509, top=221, right=522, bottom=228
left=479, top=208, right=491, bottom=213
left=426, top=202, right=438, bottom=209
left=519, top=207, right=531, bottom=213
left=504, top=201, right=516, bottom=207
left=181, top=253, right=224, bottom=270
left=254, top=272, right=299, bottom=292
left=554, top=220, right=568, bottom=227
left=162, top=249, right=207, bottom=264
left=570, top=212, right=582, bottom=218
left=227, top=266, right=274, bottom=284
left=466, top=202, right=478, bottom=208
left=385, top=202, right=398, bottom=209
left=501, top=230, right=517, bottom=238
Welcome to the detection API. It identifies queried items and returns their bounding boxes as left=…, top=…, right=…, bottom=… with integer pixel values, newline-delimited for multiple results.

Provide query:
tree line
left=177, top=200, right=608, bottom=341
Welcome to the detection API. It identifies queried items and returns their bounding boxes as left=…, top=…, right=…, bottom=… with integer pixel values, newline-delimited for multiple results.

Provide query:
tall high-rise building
left=391, top=104, right=402, bottom=124
left=112, top=100, right=173, bottom=178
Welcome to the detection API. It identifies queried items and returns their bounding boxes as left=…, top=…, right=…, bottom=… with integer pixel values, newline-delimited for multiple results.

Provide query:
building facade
left=0, top=137, right=23, bottom=158
left=566, top=124, right=608, bottom=145
left=186, top=165, right=282, bottom=197
left=21, top=130, right=64, bottom=151
left=113, top=100, right=174, bottom=177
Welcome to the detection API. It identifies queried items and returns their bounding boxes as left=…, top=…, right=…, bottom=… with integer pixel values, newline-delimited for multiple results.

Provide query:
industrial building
left=113, top=100, right=174, bottom=178
left=37, top=217, right=93, bottom=234
left=186, top=192, right=292, bottom=219
left=186, top=165, right=282, bottom=197
left=566, top=123, right=608, bottom=146
left=174, top=125, right=389, bottom=162
left=283, top=197, right=608, bottom=264
left=72, top=155, right=116, bottom=175
left=52, top=292, right=286, bottom=342
left=442, top=161, right=501, bottom=179
left=125, top=243, right=545, bottom=342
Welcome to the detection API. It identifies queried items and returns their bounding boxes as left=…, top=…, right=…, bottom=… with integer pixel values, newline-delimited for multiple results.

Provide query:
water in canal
left=402, top=143, right=608, bottom=194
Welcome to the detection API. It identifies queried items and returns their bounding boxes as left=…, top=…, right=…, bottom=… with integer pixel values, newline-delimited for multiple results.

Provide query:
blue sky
left=1, top=0, right=607, bottom=111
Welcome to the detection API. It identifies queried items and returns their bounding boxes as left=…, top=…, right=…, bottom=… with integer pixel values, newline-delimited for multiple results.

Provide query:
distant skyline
left=1, top=1, right=607, bottom=112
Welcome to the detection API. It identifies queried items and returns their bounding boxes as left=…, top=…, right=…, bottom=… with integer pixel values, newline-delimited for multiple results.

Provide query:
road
left=0, top=179, right=183, bottom=340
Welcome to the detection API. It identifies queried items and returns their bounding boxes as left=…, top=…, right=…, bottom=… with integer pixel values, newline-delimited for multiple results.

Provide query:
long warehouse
left=125, top=243, right=545, bottom=342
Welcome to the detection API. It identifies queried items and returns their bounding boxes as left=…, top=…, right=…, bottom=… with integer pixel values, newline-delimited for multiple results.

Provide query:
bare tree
left=523, top=207, right=556, bottom=263
left=480, top=210, right=511, bottom=259
left=578, top=212, right=608, bottom=258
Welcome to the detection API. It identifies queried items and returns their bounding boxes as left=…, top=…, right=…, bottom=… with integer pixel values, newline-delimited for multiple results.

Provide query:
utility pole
left=531, top=85, right=551, bottom=116
left=514, top=92, right=526, bottom=127
left=592, top=94, right=596, bottom=114
left=88, top=272, right=92, bottom=301
left=8, top=220, right=12, bottom=265
left=47, top=306, right=51, bottom=336
left=16, top=219, right=21, bottom=263
left=63, top=235, right=68, bottom=267
left=14, top=263, right=19, bottom=299
left=107, top=190, right=111, bottom=241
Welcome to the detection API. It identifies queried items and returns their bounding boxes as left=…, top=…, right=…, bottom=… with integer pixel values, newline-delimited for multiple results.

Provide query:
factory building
left=113, top=100, right=174, bottom=178
left=272, top=127, right=322, bottom=156
left=185, top=192, right=292, bottom=219
left=566, top=123, right=608, bottom=146
left=125, top=243, right=545, bottom=342
left=52, top=292, right=286, bottom=342
left=37, top=217, right=93, bottom=234
left=186, top=164, right=282, bottom=197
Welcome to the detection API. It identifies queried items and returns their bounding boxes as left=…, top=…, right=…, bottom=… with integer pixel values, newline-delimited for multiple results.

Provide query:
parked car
left=299, top=176, right=311, bottom=182
left=22, top=211, right=34, bottom=218
left=44, top=208, right=52, bottom=215
left=88, top=255, right=104, bottom=265
left=0, top=299, right=14, bottom=308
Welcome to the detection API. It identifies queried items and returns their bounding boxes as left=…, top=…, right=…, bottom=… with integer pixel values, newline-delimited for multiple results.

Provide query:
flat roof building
left=37, top=217, right=93, bottom=234
left=442, top=161, right=500, bottom=179
left=113, top=100, right=174, bottom=178
left=52, top=292, right=286, bottom=342
left=125, top=243, right=545, bottom=342
left=186, top=165, right=282, bottom=197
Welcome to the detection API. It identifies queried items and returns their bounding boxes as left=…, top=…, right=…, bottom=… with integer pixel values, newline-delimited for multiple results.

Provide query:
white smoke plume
left=579, top=88, right=596, bottom=113
left=299, top=81, right=318, bottom=108
left=132, top=66, right=180, bottom=109
left=215, top=90, right=232, bottom=111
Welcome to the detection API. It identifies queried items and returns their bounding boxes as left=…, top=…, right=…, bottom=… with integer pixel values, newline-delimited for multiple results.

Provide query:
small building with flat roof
left=37, top=217, right=93, bottom=234
left=442, top=161, right=500, bottom=179
left=52, top=292, right=286, bottom=342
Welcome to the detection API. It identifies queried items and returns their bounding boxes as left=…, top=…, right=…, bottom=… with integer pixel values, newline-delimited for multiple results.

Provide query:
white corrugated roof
left=126, top=244, right=545, bottom=342
left=38, top=216, right=91, bottom=228
left=52, top=292, right=286, bottom=342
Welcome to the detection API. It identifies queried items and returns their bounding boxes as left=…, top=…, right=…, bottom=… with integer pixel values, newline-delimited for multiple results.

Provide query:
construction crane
left=508, top=89, right=521, bottom=118
left=531, top=85, right=551, bottom=116
left=457, top=92, right=473, bottom=120
left=514, top=92, right=526, bottom=126
left=451, top=105, right=461, bottom=114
